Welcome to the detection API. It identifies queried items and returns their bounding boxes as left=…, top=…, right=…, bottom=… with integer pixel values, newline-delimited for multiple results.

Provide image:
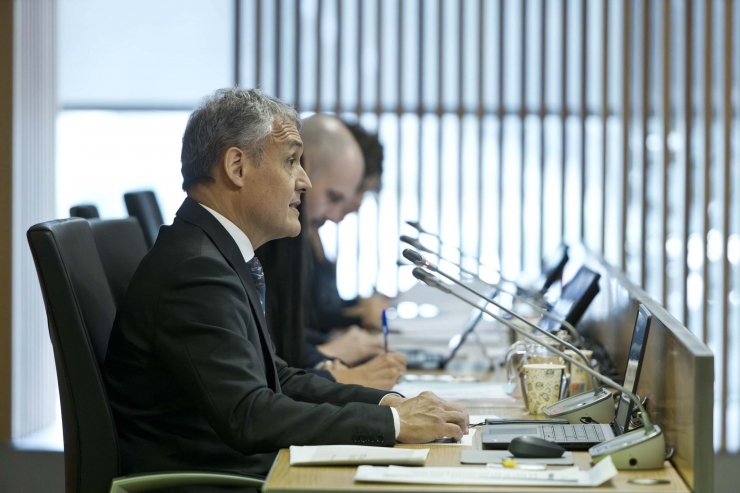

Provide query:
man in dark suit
left=104, top=88, right=468, bottom=481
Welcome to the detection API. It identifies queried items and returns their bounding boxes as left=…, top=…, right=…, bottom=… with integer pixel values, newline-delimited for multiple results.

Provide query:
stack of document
left=354, top=455, right=618, bottom=487
left=290, top=445, right=429, bottom=466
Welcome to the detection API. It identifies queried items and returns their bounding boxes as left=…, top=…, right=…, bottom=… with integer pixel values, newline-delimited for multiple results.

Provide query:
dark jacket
left=103, top=197, right=395, bottom=479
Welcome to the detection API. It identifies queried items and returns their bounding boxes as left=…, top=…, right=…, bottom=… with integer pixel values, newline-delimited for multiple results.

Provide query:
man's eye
left=288, top=159, right=295, bottom=166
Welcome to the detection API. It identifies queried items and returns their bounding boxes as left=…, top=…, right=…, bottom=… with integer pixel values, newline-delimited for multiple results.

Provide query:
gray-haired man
left=104, top=88, right=468, bottom=485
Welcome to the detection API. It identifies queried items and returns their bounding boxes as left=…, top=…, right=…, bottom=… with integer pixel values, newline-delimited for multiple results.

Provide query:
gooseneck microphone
left=405, top=249, right=615, bottom=424
left=406, top=220, right=483, bottom=264
left=411, top=267, right=666, bottom=470
left=403, top=248, right=583, bottom=349
left=406, top=251, right=595, bottom=390
left=398, top=235, right=545, bottom=301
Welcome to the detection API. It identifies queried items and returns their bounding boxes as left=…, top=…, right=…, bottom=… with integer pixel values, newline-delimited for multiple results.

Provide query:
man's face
left=342, top=173, right=381, bottom=217
left=243, top=121, right=311, bottom=241
left=303, top=151, right=363, bottom=231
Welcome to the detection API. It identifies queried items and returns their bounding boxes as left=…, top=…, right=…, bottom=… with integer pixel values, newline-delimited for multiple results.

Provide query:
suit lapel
left=175, top=197, right=279, bottom=391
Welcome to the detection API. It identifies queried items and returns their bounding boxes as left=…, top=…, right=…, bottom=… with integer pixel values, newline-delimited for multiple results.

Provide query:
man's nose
left=296, top=165, right=312, bottom=191
left=326, top=205, right=345, bottom=224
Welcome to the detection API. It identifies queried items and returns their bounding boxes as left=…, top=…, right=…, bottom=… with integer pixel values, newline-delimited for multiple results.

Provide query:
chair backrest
left=124, top=191, right=164, bottom=248
left=69, top=204, right=100, bottom=219
left=27, top=218, right=120, bottom=493
left=88, top=218, right=149, bottom=308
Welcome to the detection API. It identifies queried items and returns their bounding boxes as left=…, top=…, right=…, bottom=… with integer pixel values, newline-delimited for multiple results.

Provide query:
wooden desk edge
left=264, top=445, right=690, bottom=493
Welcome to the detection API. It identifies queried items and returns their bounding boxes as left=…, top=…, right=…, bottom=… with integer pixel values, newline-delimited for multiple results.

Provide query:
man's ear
left=222, top=146, right=248, bottom=188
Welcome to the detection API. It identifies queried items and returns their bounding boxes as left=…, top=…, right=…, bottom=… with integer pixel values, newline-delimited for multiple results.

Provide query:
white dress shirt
left=199, top=203, right=401, bottom=439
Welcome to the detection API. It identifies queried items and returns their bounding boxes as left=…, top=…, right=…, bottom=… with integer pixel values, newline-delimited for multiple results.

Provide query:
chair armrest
left=109, top=471, right=265, bottom=493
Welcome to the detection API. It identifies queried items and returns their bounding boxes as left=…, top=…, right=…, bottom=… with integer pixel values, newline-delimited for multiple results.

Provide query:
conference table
left=263, top=250, right=710, bottom=492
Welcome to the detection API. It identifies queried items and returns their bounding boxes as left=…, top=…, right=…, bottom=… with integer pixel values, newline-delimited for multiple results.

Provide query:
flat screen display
left=614, top=306, right=652, bottom=435
left=540, top=267, right=600, bottom=331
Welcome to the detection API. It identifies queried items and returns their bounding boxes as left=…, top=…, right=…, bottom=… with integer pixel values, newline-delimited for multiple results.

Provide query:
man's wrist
left=379, top=393, right=404, bottom=407
left=379, top=393, right=404, bottom=439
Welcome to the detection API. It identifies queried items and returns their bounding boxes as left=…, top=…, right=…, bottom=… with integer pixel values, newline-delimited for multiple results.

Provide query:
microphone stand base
left=543, top=388, right=615, bottom=424
left=589, top=425, right=666, bottom=470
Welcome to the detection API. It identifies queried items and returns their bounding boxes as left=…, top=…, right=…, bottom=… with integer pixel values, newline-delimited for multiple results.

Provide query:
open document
left=354, top=455, right=618, bottom=487
left=290, top=445, right=429, bottom=466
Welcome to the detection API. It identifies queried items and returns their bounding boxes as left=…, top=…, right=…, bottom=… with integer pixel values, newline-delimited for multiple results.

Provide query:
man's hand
left=343, top=294, right=391, bottom=330
left=383, top=391, right=469, bottom=443
left=317, top=325, right=385, bottom=365
left=330, top=353, right=407, bottom=390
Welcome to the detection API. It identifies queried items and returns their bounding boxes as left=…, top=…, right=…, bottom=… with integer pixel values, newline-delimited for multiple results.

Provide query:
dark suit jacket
left=104, top=197, right=396, bottom=479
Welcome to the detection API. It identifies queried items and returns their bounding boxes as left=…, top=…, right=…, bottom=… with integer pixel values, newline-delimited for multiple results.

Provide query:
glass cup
left=505, top=335, right=568, bottom=408
left=523, top=364, right=567, bottom=415
left=564, top=349, right=594, bottom=395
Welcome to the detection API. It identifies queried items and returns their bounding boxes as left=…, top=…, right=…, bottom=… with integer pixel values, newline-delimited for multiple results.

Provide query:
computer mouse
left=507, top=436, right=565, bottom=458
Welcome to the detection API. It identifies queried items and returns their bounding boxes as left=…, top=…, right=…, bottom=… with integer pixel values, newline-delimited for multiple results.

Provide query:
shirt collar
left=199, top=203, right=255, bottom=262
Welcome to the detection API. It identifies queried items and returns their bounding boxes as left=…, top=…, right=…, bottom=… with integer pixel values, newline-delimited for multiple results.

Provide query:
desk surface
left=264, top=400, right=689, bottom=493
left=263, top=281, right=694, bottom=492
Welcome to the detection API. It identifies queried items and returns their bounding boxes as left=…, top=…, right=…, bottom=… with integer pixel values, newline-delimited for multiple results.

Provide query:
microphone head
left=411, top=267, right=429, bottom=282
left=399, top=235, right=433, bottom=253
left=406, top=220, right=423, bottom=232
left=402, top=249, right=426, bottom=266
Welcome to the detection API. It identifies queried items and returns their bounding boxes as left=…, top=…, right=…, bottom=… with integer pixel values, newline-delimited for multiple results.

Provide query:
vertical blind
left=13, top=0, right=58, bottom=439
left=55, top=0, right=738, bottom=452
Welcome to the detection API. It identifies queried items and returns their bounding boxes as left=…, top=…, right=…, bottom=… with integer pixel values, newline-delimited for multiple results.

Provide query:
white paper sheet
left=289, top=445, right=429, bottom=466
left=428, top=428, right=476, bottom=446
left=392, top=382, right=515, bottom=401
left=468, top=414, right=499, bottom=425
left=354, top=455, right=618, bottom=487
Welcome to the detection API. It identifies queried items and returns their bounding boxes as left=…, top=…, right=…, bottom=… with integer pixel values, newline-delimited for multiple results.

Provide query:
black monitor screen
left=540, top=267, right=600, bottom=331
left=614, top=305, right=652, bottom=435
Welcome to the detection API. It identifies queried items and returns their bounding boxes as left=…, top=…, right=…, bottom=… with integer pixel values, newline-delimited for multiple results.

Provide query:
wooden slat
left=579, top=0, right=587, bottom=241
left=660, top=0, right=670, bottom=307
left=355, top=0, right=363, bottom=116
left=276, top=0, right=282, bottom=98
left=234, top=0, right=241, bottom=87
left=315, top=0, right=323, bottom=113
left=560, top=0, right=568, bottom=243
left=720, top=0, right=733, bottom=454
left=458, top=0, right=465, bottom=261
left=619, top=0, right=631, bottom=270
left=397, top=0, right=403, bottom=273
left=333, top=0, right=340, bottom=114
left=600, top=0, right=609, bottom=254
left=539, top=0, right=547, bottom=259
left=437, top=0, right=444, bottom=239
left=639, top=0, right=649, bottom=290
left=519, top=0, right=527, bottom=271
left=496, top=0, right=505, bottom=266
left=256, top=0, right=262, bottom=87
left=477, top=0, right=485, bottom=268
left=294, top=0, right=301, bottom=111
left=417, top=0, right=424, bottom=228
left=681, top=0, right=693, bottom=325
left=701, top=0, right=712, bottom=346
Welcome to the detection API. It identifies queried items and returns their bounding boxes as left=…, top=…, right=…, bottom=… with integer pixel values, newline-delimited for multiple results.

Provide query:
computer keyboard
left=542, top=424, right=605, bottom=443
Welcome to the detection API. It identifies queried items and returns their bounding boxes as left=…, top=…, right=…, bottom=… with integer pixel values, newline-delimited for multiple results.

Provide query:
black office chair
left=27, top=218, right=264, bottom=493
left=88, top=218, right=149, bottom=308
left=124, top=191, right=164, bottom=249
left=69, top=204, right=100, bottom=219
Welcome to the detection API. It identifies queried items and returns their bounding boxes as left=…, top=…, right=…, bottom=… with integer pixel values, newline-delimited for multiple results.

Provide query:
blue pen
left=382, top=309, right=389, bottom=353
